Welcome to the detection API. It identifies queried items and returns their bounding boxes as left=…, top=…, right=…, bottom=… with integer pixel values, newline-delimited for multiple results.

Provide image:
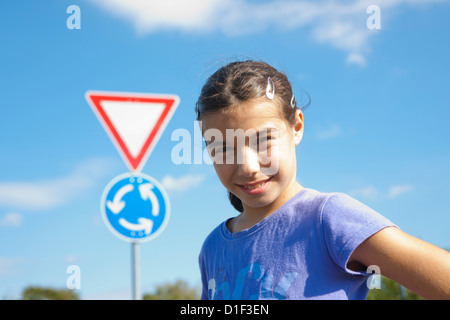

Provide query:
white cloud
left=89, top=0, right=221, bottom=34
left=315, top=123, right=356, bottom=141
left=88, top=0, right=447, bottom=64
left=349, top=184, right=414, bottom=201
left=349, top=185, right=380, bottom=201
left=0, top=157, right=118, bottom=211
left=346, top=52, right=367, bottom=67
left=0, top=212, right=23, bottom=227
left=388, top=184, right=414, bottom=199
left=161, top=174, right=206, bottom=192
left=316, top=124, right=342, bottom=141
left=64, top=255, right=79, bottom=264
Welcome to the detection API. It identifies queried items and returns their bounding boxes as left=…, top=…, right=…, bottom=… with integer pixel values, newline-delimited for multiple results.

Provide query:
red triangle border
left=86, top=91, right=180, bottom=172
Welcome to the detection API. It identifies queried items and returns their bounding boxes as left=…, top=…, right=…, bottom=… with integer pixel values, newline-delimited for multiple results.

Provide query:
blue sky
left=1, top=0, right=450, bottom=299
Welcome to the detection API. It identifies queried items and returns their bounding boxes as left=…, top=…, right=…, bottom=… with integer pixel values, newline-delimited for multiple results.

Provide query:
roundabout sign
left=101, top=172, right=170, bottom=243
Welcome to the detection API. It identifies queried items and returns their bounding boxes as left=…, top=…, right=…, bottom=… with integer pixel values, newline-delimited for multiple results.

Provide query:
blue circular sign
left=101, top=172, right=170, bottom=242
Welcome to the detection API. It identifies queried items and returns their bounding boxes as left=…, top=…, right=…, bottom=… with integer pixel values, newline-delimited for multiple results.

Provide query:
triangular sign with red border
left=86, top=91, right=180, bottom=173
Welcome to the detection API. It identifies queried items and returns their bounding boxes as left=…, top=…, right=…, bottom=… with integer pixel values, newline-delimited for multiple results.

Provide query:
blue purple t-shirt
left=198, top=188, right=396, bottom=300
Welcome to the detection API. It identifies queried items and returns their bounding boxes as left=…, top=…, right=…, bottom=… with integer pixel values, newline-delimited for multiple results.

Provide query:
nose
left=236, top=146, right=260, bottom=177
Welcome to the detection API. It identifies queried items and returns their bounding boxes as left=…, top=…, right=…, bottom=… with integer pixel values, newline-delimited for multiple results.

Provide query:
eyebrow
left=204, top=128, right=279, bottom=147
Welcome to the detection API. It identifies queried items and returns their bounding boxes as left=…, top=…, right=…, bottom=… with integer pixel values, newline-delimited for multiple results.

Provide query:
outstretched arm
left=350, top=226, right=450, bottom=299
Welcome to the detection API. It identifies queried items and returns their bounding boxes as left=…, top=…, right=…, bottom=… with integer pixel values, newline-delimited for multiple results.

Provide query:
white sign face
left=86, top=91, right=180, bottom=173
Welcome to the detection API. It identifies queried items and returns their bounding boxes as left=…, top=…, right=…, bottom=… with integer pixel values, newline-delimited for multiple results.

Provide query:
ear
left=292, top=110, right=304, bottom=146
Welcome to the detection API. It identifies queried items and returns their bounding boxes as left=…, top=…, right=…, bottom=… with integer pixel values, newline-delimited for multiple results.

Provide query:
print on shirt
left=207, top=262, right=298, bottom=300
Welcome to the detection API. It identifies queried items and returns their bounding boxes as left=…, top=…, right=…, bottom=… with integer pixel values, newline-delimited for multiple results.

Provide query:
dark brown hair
left=196, top=60, right=308, bottom=212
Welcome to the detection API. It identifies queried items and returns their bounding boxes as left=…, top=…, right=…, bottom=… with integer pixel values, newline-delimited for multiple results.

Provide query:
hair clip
left=290, top=95, right=296, bottom=109
left=266, top=77, right=275, bottom=100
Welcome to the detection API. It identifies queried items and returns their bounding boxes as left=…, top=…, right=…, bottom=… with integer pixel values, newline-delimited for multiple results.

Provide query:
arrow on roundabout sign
left=101, top=172, right=170, bottom=243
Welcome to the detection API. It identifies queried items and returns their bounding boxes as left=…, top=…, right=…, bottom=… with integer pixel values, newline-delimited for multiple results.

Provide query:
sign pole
left=131, top=241, right=141, bottom=300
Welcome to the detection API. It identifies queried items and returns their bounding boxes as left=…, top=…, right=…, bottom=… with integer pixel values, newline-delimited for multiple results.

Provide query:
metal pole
left=399, top=284, right=407, bottom=300
left=131, top=241, right=141, bottom=300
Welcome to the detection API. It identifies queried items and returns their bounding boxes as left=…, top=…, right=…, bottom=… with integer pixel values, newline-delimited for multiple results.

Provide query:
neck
left=244, top=180, right=304, bottom=217
left=229, top=180, right=304, bottom=233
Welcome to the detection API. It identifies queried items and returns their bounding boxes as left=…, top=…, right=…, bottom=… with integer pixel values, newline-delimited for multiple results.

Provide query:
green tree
left=143, top=279, right=200, bottom=300
left=21, top=286, right=80, bottom=300
left=366, top=276, right=423, bottom=300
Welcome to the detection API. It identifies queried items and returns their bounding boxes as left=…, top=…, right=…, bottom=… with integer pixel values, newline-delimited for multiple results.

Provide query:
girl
left=196, top=60, right=450, bottom=300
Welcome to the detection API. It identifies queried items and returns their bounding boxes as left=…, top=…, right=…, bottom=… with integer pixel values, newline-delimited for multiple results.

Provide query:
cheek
left=213, top=163, right=235, bottom=186
left=259, top=144, right=280, bottom=176
left=262, top=139, right=296, bottom=177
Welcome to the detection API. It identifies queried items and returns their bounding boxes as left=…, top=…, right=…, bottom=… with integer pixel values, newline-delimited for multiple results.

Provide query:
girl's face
left=201, top=99, right=304, bottom=215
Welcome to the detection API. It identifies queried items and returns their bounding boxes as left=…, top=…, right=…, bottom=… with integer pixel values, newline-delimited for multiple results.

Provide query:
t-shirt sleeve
left=320, top=193, right=397, bottom=273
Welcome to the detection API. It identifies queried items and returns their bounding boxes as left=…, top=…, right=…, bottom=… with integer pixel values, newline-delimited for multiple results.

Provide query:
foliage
left=143, top=279, right=200, bottom=300
left=366, top=276, right=423, bottom=300
left=141, top=277, right=424, bottom=300
left=16, top=274, right=426, bottom=300
left=21, top=286, right=80, bottom=300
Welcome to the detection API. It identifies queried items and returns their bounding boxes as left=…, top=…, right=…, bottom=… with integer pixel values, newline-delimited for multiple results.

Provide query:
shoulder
left=318, top=191, right=396, bottom=241
left=291, top=189, right=374, bottom=225
left=315, top=191, right=396, bottom=270
left=282, top=187, right=392, bottom=228
left=319, top=191, right=393, bottom=227
left=287, top=187, right=334, bottom=215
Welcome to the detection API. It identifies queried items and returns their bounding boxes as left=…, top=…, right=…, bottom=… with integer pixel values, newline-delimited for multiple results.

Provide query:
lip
left=237, top=177, right=272, bottom=195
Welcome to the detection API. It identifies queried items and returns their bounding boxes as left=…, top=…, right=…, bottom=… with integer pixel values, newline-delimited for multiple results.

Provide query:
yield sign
left=86, top=91, right=180, bottom=173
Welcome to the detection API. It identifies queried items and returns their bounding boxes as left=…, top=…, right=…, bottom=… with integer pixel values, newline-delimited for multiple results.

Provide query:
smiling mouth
left=242, top=181, right=267, bottom=190
left=238, top=177, right=272, bottom=194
